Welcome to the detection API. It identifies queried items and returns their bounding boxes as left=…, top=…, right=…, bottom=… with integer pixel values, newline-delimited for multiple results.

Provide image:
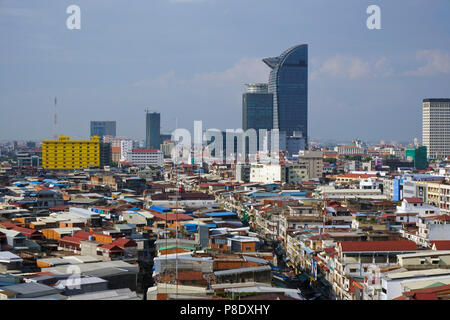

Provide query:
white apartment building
left=316, top=186, right=388, bottom=201
left=396, top=197, right=439, bottom=217
left=363, top=262, right=450, bottom=300
left=335, top=145, right=365, bottom=155
left=422, top=98, right=450, bottom=159
left=126, top=149, right=163, bottom=167
left=120, top=139, right=133, bottom=162
left=249, top=163, right=308, bottom=184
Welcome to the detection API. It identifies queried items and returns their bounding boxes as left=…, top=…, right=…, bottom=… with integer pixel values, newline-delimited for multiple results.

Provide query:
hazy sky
left=1, top=0, right=449, bottom=143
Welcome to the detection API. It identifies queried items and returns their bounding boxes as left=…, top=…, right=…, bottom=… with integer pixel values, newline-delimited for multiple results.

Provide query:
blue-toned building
left=242, top=83, right=273, bottom=144
left=263, top=44, right=308, bottom=155
left=146, top=111, right=161, bottom=149
left=242, top=83, right=273, bottom=153
left=90, top=121, right=116, bottom=138
left=393, top=178, right=402, bottom=201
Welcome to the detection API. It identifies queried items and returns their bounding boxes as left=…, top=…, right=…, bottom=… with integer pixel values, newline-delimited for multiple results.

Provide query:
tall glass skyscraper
left=242, top=83, right=273, bottom=153
left=146, top=111, right=161, bottom=149
left=263, top=44, right=308, bottom=154
left=242, top=83, right=273, bottom=132
left=90, top=121, right=116, bottom=138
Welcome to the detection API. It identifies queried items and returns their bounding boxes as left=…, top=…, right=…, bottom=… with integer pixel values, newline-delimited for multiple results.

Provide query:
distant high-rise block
left=146, top=112, right=161, bottom=149
left=242, top=83, right=273, bottom=153
left=405, top=146, right=428, bottom=170
left=99, top=142, right=112, bottom=168
left=42, top=135, right=100, bottom=169
left=263, top=44, right=308, bottom=155
left=422, top=99, right=450, bottom=159
left=242, top=83, right=273, bottom=131
left=90, top=121, right=116, bottom=138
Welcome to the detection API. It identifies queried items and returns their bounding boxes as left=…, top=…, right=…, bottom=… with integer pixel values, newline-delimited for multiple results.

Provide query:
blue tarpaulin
left=204, top=212, right=237, bottom=217
left=150, top=206, right=171, bottom=213
left=184, top=223, right=216, bottom=232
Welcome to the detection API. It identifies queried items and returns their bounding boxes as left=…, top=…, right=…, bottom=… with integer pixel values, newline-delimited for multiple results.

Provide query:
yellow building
left=42, top=135, right=100, bottom=169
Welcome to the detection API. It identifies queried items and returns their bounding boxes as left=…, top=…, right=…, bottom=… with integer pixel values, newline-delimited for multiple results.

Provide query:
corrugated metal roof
left=214, top=265, right=271, bottom=276
left=55, top=276, right=107, bottom=288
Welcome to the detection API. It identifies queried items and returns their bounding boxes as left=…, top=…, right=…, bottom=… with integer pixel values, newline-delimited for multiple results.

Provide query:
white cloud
left=311, top=55, right=369, bottom=80
left=406, top=50, right=450, bottom=76
left=192, top=57, right=268, bottom=86
left=132, top=71, right=180, bottom=88
left=132, top=57, right=268, bottom=89
left=311, top=55, right=393, bottom=80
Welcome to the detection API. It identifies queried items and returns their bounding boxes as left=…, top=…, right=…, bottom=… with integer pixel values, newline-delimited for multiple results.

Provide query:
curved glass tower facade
left=263, top=44, right=308, bottom=150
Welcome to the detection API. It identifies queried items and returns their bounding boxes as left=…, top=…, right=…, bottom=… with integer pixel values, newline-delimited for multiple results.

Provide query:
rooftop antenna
left=53, top=97, right=58, bottom=140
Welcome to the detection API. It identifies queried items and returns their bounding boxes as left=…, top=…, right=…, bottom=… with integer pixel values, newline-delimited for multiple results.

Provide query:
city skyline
left=1, top=0, right=449, bottom=142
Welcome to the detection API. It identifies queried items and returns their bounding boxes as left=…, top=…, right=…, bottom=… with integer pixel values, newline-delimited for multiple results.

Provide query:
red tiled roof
left=111, top=237, right=137, bottom=248
left=58, top=236, right=82, bottom=245
left=336, top=173, right=377, bottom=179
left=131, top=149, right=159, bottom=153
left=72, top=231, right=92, bottom=240
left=324, top=247, right=336, bottom=254
left=404, top=197, right=423, bottom=204
left=405, top=283, right=450, bottom=295
left=0, top=221, right=21, bottom=229
left=431, top=240, right=450, bottom=250
left=12, top=226, right=43, bottom=237
left=302, top=181, right=317, bottom=185
left=339, top=240, right=418, bottom=253
left=72, top=230, right=113, bottom=241
left=148, top=211, right=194, bottom=222
left=99, top=244, right=123, bottom=252
left=309, top=233, right=330, bottom=240
left=396, top=283, right=450, bottom=300
left=49, top=205, right=70, bottom=211
left=424, top=214, right=450, bottom=221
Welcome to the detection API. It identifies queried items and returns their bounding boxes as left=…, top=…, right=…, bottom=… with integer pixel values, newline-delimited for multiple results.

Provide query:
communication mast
left=53, top=97, right=58, bottom=140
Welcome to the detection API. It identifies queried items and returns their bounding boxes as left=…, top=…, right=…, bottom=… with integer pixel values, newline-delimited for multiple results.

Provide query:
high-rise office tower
left=242, top=83, right=273, bottom=131
left=99, top=142, right=112, bottom=168
left=146, top=111, right=161, bottom=149
left=263, top=44, right=308, bottom=155
left=242, top=83, right=273, bottom=153
left=422, top=98, right=450, bottom=159
left=90, top=121, right=116, bottom=138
